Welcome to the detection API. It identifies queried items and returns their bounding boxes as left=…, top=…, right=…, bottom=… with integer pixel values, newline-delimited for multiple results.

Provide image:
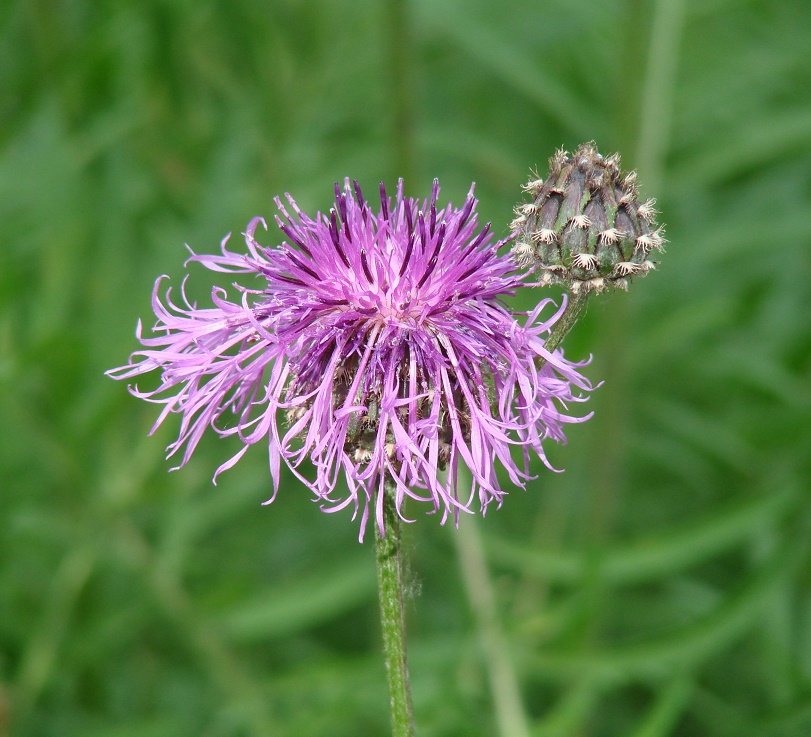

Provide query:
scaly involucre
left=109, top=179, right=592, bottom=539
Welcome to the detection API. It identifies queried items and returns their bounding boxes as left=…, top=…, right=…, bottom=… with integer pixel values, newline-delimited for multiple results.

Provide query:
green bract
left=512, top=142, right=665, bottom=293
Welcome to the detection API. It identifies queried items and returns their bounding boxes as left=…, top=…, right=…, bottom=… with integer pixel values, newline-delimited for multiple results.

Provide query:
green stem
left=385, top=0, right=415, bottom=184
left=375, top=486, right=416, bottom=737
left=540, top=290, right=590, bottom=360
left=454, top=498, right=531, bottom=737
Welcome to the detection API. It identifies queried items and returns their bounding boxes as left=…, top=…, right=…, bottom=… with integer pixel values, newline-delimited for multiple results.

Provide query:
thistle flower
left=511, top=142, right=666, bottom=292
left=108, top=179, right=592, bottom=539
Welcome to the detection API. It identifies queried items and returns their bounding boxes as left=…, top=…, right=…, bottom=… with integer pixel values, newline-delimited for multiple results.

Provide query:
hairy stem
left=375, top=487, right=416, bottom=737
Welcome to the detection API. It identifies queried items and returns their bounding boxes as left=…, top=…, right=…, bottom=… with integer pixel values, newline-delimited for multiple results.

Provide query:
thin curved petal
left=107, top=178, right=594, bottom=540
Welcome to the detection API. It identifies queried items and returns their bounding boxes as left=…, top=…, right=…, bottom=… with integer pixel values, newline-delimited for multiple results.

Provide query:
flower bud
left=511, top=142, right=665, bottom=292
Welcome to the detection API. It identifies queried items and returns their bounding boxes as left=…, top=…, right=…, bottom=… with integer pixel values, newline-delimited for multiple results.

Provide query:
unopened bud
left=512, top=142, right=665, bottom=292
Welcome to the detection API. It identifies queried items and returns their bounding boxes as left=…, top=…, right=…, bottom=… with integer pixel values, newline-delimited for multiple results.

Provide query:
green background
left=2, top=0, right=810, bottom=735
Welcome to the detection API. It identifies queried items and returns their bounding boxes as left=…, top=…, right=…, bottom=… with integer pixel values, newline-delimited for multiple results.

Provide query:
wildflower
left=108, top=179, right=592, bottom=539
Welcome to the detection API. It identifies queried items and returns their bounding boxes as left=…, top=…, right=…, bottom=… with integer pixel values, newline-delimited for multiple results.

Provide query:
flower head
left=108, top=179, right=592, bottom=539
left=511, top=142, right=666, bottom=293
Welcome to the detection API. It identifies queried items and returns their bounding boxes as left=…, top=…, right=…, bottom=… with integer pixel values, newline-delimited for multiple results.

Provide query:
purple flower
left=108, top=179, right=592, bottom=539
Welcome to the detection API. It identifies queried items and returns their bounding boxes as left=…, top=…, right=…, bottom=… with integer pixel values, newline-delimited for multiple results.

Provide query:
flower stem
left=453, top=488, right=531, bottom=737
left=542, top=290, right=590, bottom=357
left=375, top=487, right=416, bottom=737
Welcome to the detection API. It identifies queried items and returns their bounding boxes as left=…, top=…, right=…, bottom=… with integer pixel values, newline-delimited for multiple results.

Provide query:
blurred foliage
left=1, top=0, right=810, bottom=735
